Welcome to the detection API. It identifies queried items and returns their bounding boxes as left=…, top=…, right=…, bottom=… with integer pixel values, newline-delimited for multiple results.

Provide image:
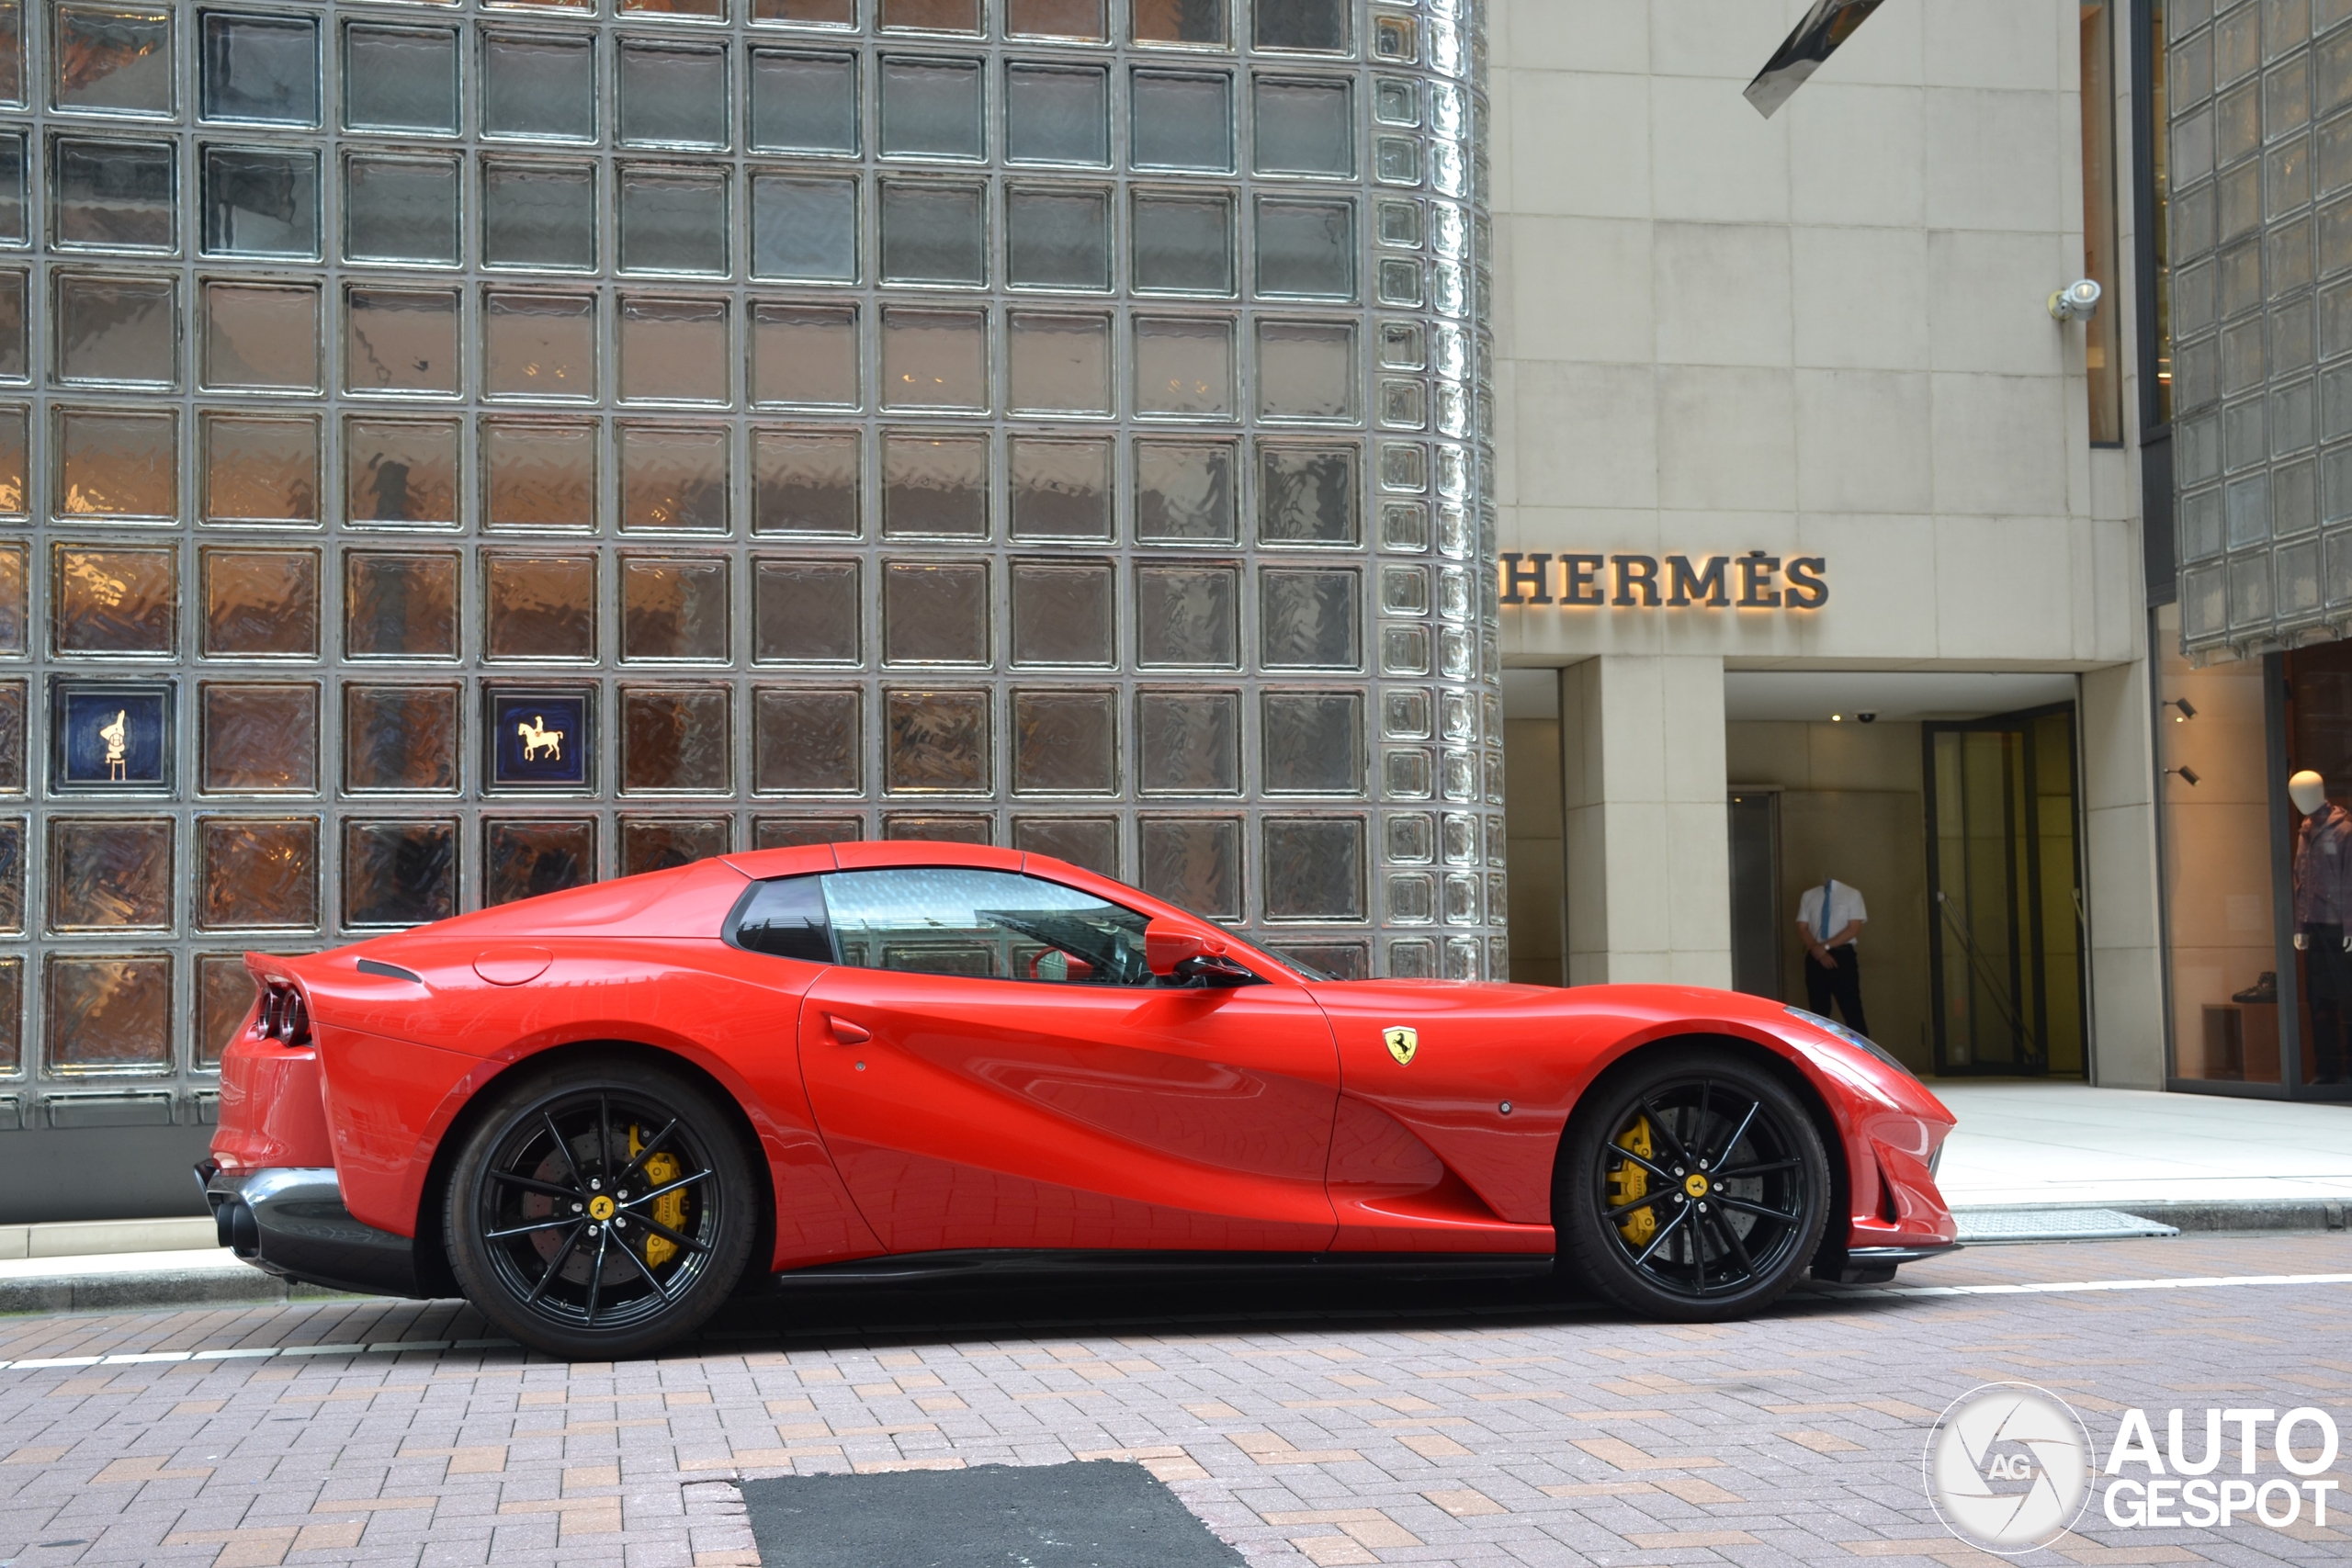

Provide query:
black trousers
left=1804, top=943, right=1868, bottom=1036
left=2307, top=923, right=2352, bottom=1084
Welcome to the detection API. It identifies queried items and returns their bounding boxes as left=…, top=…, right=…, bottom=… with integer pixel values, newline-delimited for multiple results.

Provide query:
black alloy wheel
left=446, top=1058, right=756, bottom=1358
left=1555, top=1048, right=1829, bottom=1321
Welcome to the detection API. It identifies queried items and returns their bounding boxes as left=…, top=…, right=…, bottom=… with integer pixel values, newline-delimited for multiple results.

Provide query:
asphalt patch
left=741, top=1460, right=1246, bottom=1567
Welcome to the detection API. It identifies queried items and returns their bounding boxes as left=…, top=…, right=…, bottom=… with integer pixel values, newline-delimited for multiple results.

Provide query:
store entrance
left=1923, top=705, right=2086, bottom=1077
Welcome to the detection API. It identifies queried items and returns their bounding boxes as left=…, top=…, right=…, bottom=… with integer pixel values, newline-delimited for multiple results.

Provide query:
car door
left=794, top=863, right=1340, bottom=1255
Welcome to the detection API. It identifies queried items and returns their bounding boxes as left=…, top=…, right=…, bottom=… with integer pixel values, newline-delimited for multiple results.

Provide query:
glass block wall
left=0, top=0, right=1496, bottom=1125
left=2169, top=0, right=2352, bottom=660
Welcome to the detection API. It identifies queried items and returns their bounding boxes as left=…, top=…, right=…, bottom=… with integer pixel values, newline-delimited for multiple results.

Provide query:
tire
left=1555, top=1046, right=1830, bottom=1322
left=446, top=1055, right=758, bottom=1359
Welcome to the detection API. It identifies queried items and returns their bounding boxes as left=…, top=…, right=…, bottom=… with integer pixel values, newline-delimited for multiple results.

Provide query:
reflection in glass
left=620, top=685, right=732, bottom=791
left=1012, top=689, right=1115, bottom=793
left=201, top=10, right=316, bottom=123
left=1257, top=318, right=1359, bottom=420
left=883, top=431, right=987, bottom=536
left=485, top=290, right=597, bottom=400
left=883, top=559, right=989, bottom=664
left=346, top=418, right=461, bottom=527
left=1135, top=439, right=1235, bottom=541
left=753, top=427, right=861, bottom=534
left=1262, top=689, right=1361, bottom=792
left=878, top=180, right=986, bottom=284
left=1255, top=0, right=1349, bottom=53
left=481, top=30, right=595, bottom=141
left=343, top=684, right=460, bottom=793
left=1006, top=187, right=1111, bottom=289
left=345, top=552, right=458, bottom=659
left=201, top=414, right=321, bottom=526
left=880, top=55, right=983, bottom=158
left=197, top=818, right=318, bottom=931
left=755, top=812, right=864, bottom=847
left=53, top=137, right=176, bottom=249
left=196, top=953, right=249, bottom=1069
left=1137, top=688, right=1238, bottom=793
left=201, top=280, right=320, bottom=391
left=344, top=24, right=458, bottom=134
left=751, top=173, right=858, bottom=280
left=1007, top=310, right=1111, bottom=413
left=1011, top=0, right=1104, bottom=38
left=481, top=158, right=597, bottom=271
left=752, top=558, right=860, bottom=662
left=619, top=164, right=729, bottom=276
left=45, top=954, right=171, bottom=1073
left=621, top=816, right=732, bottom=875
left=54, top=272, right=175, bottom=386
left=882, top=0, right=981, bottom=33
left=1133, top=315, right=1236, bottom=417
left=0, top=544, right=22, bottom=650
left=0, top=2, right=22, bottom=108
left=885, top=688, right=989, bottom=792
left=345, top=287, right=460, bottom=395
left=343, top=153, right=461, bottom=265
left=203, top=548, right=319, bottom=657
left=1139, top=816, right=1239, bottom=919
left=619, top=424, right=729, bottom=532
left=485, top=552, right=596, bottom=660
left=1252, top=76, right=1354, bottom=176
left=0, top=681, right=22, bottom=792
left=754, top=686, right=862, bottom=792
left=751, top=49, right=857, bottom=153
left=482, top=418, right=598, bottom=530
left=620, top=297, right=729, bottom=404
left=1259, top=444, right=1357, bottom=544
left=0, top=134, right=21, bottom=243
left=54, top=408, right=175, bottom=520
left=0, top=406, right=20, bottom=517
left=1010, top=437, right=1112, bottom=539
left=52, top=543, right=174, bottom=653
left=622, top=556, right=730, bottom=660
left=1134, top=560, right=1238, bottom=669
left=1132, top=0, right=1226, bottom=46
left=1130, top=71, right=1233, bottom=173
left=619, top=39, right=729, bottom=149
left=884, top=813, right=991, bottom=842
left=52, top=4, right=173, bottom=116
left=48, top=816, right=171, bottom=930
left=1264, top=817, right=1363, bottom=920
left=345, top=818, right=459, bottom=926
left=1255, top=200, right=1357, bottom=299
left=201, top=146, right=321, bottom=257
left=1005, top=63, right=1109, bottom=164
left=1133, top=190, right=1235, bottom=294
left=881, top=307, right=988, bottom=410
left=1012, top=815, right=1117, bottom=875
left=1260, top=567, right=1359, bottom=668
left=754, top=0, right=857, bottom=20
left=752, top=302, right=858, bottom=407
left=199, top=682, right=317, bottom=794
left=1011, top=559, right=1113, bottom=663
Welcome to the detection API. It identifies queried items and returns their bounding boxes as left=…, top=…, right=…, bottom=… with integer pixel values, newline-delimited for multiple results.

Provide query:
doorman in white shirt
left=1795, top=876, right=1870, bottom=1036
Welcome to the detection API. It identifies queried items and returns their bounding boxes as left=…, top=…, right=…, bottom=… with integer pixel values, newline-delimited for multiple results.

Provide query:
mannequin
left=2290, top=768, right=2352, bottom=1084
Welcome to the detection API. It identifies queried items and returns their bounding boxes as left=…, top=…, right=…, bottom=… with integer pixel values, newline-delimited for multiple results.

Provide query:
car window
left=729, top=874, right=834, bottom=964
left=819, top=867, right=1163, bottom=986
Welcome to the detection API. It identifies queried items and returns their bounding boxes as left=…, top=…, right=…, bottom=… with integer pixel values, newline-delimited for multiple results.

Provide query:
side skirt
left=759, top=1248, right=1558, bottom=1292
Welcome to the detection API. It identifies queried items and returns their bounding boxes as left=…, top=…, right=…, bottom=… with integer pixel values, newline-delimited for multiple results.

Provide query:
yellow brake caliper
left=1609, top=1116, right=1656, bottom=1246
left=628, top=1125, right=686, bottom=1269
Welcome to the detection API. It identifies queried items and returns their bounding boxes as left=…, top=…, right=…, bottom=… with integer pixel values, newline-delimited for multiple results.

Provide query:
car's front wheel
left=446, top=1056, right=757, bottom=1359
left=1555, top=1047, right=1829, bottom=1321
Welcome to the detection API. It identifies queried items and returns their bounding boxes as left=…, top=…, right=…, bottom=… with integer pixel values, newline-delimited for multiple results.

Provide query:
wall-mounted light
left=2165, top=697, right=2197, bottom=722
left=2049, top=278, right=2103, bottom=321
left=2167, top=764, right=2201, bottom=786
left=1830, top=713, right=1842, bottom=722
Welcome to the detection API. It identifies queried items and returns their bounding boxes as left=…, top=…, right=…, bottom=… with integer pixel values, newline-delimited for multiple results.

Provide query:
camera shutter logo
left=1924, top=1382, right=2093, bottom=1553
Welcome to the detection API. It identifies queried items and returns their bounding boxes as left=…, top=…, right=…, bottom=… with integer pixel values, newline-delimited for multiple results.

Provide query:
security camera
left=1857, top=712, right=1877, bottom=724
left=2048, top=279, right=2102, bottom=321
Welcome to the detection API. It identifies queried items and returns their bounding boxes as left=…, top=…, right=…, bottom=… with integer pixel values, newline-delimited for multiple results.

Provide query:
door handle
left=825, top=1014, right=871, bottom=1044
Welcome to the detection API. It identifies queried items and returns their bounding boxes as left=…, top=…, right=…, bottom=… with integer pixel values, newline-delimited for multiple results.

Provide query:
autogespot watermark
left=1924, top=1383, right=2345, bottom=1552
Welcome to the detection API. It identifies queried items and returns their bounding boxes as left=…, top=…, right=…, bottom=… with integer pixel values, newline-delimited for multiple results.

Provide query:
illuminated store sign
left=1498, top=552, right=1829, bottom=609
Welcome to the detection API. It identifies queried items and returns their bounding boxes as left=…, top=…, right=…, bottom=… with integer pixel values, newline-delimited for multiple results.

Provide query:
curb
left=1951, top=1199, right=2352, bottom=1234
left=0, top=1264, right=363, bottom=1317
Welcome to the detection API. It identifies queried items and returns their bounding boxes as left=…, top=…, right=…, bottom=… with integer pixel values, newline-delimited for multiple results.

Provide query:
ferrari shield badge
left=1383, top=1026, right=1418, bottom=1066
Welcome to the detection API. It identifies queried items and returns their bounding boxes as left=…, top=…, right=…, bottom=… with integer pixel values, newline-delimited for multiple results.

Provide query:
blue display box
left=51, top=682, right=175, bottom=794
left=487, top=689, right=593, bottom=792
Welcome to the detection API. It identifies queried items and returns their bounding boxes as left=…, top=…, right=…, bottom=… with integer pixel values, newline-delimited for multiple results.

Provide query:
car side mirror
left=1145, top=919, right=1256, bottom=987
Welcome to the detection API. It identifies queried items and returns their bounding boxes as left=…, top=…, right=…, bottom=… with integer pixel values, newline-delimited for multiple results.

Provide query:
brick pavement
left=0, top=1234, right=2349, bottom=1566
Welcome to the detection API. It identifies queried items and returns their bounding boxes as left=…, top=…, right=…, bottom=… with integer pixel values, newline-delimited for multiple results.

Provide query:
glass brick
left=881, top=55, right=983, bottom=158
left=751, top=49, right=858, bottom=153
left=1380, top=562, right=1429, bottom=615
left=201, top=414, right=321, bottom=526
left=344, top=551, right=459, bottom=659
left=1261, top=820, right=1362, bottom=919
left=1253, top=76, right=1353, bottom=175
left=1136, top=688, right=1238, bottom=792
left=481, top=30, right=595, bottom=141
left=343, top=683, right=460, bottom=792
left=343, top=153, right=461, bottom=265
left=0, top=407, right=21, bottom=516
left=1135, top=561, right=1238, bottom=666
left=883, top=0, right=982, bottom=31
left=52, top=3, right=173, bottom=115
left=481, top=159, right=596, bottom=271
left=0, top=544, right=21, bottom=649
left=1011, top=436, right=1113, bottom=539
left=754, top=0, right=859, bottom=23
left=1137, top=817, right=1239, bottom=919
left=1261, top=689, right=1361, bottom=791
left=1259, top=443, right=1359, bottom=543
left=619, top=164, right=729, bottom=276
left=483, top=685, right=593, bottom=793
left=882, top=306, right=989, bottom=410
left=753, top=427, right=862, bottom=533
left=1135, top=439, right=1237, bottom=541
left=1376, top=257, right=1423, bottom=305
left=618, top=424, right=729, bottom=533
left=345, top=288, right=460, bottom=396
left=0, top=683, right=23, bottom=793
left=752, top=686, right=862, bottom=791
left=485, top=552, right=596, bottom=660
left=620, top=816, right=732, bottom=876
left=1011, top=559, right=1114, bottom=663
left=196, top=818, right=319, bottom=931
left=754, top=812, right=864, bottom=846
left=1260, top=566, right=1360, bottom=668
left=53, top=137, right=176, bottom=250
left=45, top=954, right=170, bottom=1073
left=345, top=418, right=461, bottom=527
left=1011, top=0, right=1106, bottom=38
left=344, top=24, right=458, bottom=134
left=0, top=2, right=21, bottom=108
left=201, top=281, right=321, bottom=392
left=883, top=687, right=990, bottom=791
left=52, top=543, right=174, bottom=653
left=482, top=418, right=598, bottom=530
left=1255, top=200, right=1357, bottom=299
left=1006, top=187, right=1113, bottom=290
left=884, top=558, right=989, bottom=663
left=1255, top=0, right=1349, bottom=52
left=883, top=431, right=989, bottom=536
left=47, top=817, right=170, bottom=931
left=879, top=180, right=987, bottom=284
left=1377, top=378, right=1426, bottom=429
left=1258, top=319, right=1360, bottom=419
left=343, top=818, right=456, bottom=926
left=483, top=817, right=596, bottom=906
left=1133, top=190, right=1236, bottom=294
left=752, top=303, right=859, bottom=407
left=2219, top=81, right=2258, bottom=164
left=619, top=297, right=729, bottom=404
left=1133, top=0, right=1227, bottom=46
left=622, top=0, right=729, bottom=16
left=1012, top=815, right=1118, bottom=875
left=1131, top=70, right=1234, bottom=172
left=1012, top=688, right=1116, bottom=792
left=1373, top=77, right=1416, bottom=125
left=200, top=11, right=315, bottom=124
left=0, top=142, right=21, bottom=243
left=1380, top=624, right=1430, bottom=674
left=201, top=146, right=321, bottom=258
left=54, top=273, right=175, bottom=387
left=621, top=555, right=730, bottom=660
left=1133, top=314, right=1237, bottom=417
left=1008, top=310, right=1112, bottom=412
left=200, top=682, right=317, bottom=793
left=620, top=685, right=732, bottom=791
left=196, top=953, right=250, bottom=1069
left=203, top=548, right=318, bottom=658
left=1377, top=319, right=1425, bottom=367
left=752, top=172, right=859, bottom=280
left=619, top=39, right=729, bottom=149
left=753, top=558, right=861, bottom=661
left=1006, top=62, right=1110, bottom=165
left=883, top=812, right=992, bottom=842
left=485, top=290, right=597, bottom=401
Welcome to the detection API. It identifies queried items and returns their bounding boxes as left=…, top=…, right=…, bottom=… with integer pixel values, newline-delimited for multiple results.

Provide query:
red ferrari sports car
left=200, top=841, right=1959, bottom=1357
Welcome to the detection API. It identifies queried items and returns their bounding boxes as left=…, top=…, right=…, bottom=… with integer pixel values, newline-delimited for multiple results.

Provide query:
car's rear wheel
left=1555, top=1048, right=1829, bottom=1321
left=446, top=1057, right=756, bottom=1359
